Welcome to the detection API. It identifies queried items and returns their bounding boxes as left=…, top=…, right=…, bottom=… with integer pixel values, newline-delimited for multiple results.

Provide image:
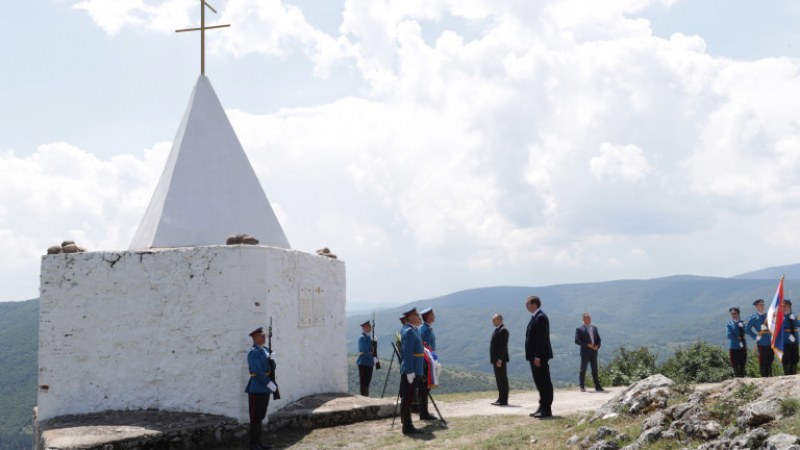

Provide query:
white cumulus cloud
left=590, top=143, right=654, bottom=183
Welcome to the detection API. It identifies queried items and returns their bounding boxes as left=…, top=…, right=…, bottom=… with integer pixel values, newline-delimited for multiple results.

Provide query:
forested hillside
left=0, top=300, right=37, bottom=450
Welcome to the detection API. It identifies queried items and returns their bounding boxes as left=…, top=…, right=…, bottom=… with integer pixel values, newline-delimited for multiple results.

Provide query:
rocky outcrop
left=737, top=397, right=783, bottom=428
left=592, top=374, right=674, bottom=421
left=582, top=376, right=800, bottom=450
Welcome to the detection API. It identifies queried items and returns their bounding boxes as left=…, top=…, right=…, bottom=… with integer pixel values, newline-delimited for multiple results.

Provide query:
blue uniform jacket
left=745, top=312, right=771, bottom=347
left=357, top=332, right=374, bottom=366
left=783, top=313, right=800, bottom=345
left=726, top=320, right=747, bottom=350
left=400, top=324, right=425, bottom=376
left=420, top=322, right=436, bottom=351
left=245, top=344, right=274, bottom=394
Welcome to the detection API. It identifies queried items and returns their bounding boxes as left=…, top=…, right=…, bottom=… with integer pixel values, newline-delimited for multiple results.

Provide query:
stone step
left=34, top=393, right=395, bottom=450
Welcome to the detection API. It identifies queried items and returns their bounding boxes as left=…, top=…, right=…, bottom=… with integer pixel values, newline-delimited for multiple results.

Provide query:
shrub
left=598, top=346, right=658, bottom=387
left=660, top=340, right=731, bottom=383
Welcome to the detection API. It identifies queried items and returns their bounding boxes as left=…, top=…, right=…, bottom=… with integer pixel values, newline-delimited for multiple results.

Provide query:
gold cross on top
left=176, top=0, right=231, bottom=75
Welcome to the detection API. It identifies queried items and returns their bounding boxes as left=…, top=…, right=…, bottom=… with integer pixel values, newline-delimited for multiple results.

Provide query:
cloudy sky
left=2, top=0, right=800, bottom=306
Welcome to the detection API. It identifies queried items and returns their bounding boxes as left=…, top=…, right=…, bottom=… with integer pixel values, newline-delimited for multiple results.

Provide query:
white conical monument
left=36, top=4, right=346, bottom=431
left=130, top=75, right=290, bottom=249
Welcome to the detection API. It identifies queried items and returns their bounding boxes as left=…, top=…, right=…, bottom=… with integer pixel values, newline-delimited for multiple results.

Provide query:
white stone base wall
left=37, top=245, right=346, bottom=422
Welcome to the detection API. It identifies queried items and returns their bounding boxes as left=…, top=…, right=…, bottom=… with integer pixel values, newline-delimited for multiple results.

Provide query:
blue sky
left=2, top=0, right=800, bottom=306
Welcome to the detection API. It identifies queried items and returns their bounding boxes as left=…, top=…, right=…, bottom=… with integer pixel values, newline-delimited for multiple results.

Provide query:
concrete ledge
left=34, top=394, right=395, bottom=449
left=268, top=392, right=395, bottom=430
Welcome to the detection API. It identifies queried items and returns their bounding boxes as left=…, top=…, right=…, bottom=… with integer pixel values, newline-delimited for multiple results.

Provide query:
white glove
left=740, top=342, right=744, bottom=348
left=269, top=352, right=275, bottom=360
left=267, top=381, right=278, bottom=392
left=762, top=324, right=768, bottom=331
left=406, top=373, right=415, bottom=383
left=738, top=322, right=744, bottom=328
left=374, top=357, right=379, bottom=363
left=791, top=335, right=796, bottom=343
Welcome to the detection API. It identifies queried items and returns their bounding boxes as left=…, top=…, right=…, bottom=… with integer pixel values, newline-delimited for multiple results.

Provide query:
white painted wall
left=37, top=245, right=346, bottom=422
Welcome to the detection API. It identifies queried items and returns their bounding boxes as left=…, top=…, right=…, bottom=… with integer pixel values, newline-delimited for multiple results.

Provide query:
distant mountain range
left=347, top=266, right=800, bottom=385
left=2, top=263, right=799, bottom=448
left=732, top=263, right=800, bottom=281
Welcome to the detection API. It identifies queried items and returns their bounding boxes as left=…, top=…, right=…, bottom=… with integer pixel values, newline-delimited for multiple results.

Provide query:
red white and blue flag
left=768, top=275, right=785, bottom=360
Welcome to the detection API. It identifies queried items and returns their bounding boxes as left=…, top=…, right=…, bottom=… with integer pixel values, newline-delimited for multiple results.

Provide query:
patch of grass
left=708, top=397, right=739, bottom=424
left=772, top=408, right=800, bottom=437
left=732, top=382, right=759, bottom=403
left=781, top=398, right=800, bottom=417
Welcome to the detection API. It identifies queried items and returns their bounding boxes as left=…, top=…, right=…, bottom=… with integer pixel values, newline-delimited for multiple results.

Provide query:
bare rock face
left=763, top=433, right=800, bottom=450
left=592, top=374, right=675, bottom=421
left=641, top=410, right=667, bottom=431
left=47, top=246, right=63, bottom=255
left=588, top=440, right=620, bottom=450
left=729, top=428, right=769, bottom=449
left=674, top=416, right=722, bottom=440
left=737, top=397, right=783, bottom=429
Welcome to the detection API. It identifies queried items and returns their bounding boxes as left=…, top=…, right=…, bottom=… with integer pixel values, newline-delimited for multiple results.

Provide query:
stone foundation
left=38, top=245, right=347, bottom=423
left=34, top=394, right=395, bottom=450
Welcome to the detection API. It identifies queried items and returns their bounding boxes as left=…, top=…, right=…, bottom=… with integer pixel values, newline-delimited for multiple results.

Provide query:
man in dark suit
left=490, top=313, right=510, bottom=406
left=525, top=295, right=554, bottom=418
left=575, top=313, right=604, bottom=392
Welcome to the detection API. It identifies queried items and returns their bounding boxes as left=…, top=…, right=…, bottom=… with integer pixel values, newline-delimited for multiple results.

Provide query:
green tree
left=598, top=346, right=658, bottom=387
left=660, top=340, right=731, bottom=383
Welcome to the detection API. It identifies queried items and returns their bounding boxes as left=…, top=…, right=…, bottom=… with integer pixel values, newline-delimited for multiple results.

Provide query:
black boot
left=402, top=424, right=422, bottom=435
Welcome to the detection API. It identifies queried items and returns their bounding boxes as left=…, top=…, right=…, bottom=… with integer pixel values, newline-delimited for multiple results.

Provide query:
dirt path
left=434, top=386, right=625, bottom=418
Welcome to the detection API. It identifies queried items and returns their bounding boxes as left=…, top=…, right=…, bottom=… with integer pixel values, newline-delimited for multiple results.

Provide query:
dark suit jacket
left=490, top=324, right=510, bottom=364
left=525, top=310, right=554, bottom=361
left=575, top=324, right=601, bottom=358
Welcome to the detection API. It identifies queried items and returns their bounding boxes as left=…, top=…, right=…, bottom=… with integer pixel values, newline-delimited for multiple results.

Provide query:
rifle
left=372, top=312, right=381, bottom=370
left=268, top=317, right=281, bottom=400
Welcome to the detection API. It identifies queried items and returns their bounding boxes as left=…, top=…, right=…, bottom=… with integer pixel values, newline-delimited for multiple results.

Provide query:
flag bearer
left=726, top=306, right=747, bottom=378
left=746, top=299, right=774, bottom=377
left=783, top=300, right=800, bottom=375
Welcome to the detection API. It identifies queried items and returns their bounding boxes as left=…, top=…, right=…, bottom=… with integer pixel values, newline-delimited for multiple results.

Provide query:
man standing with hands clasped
left=490, top=313, right=510, bottom=406
left=575, top=313, right=604, bottom=392
left=525, top=295, right=554, bottom=418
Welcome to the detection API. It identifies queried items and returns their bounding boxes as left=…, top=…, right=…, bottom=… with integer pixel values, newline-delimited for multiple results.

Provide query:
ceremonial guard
left=245, top=327, right=278, bottom=450
left=417, top=307, right=437, bottom=421
left=783, top=300, right=800, bottom=375
left=745, top=299, right=773, bottom=377
left=357, top=320, right=376, bottom=396
left=399, top=307, right=426, bottom=435
left=726, top=307, right=747, bottom=378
